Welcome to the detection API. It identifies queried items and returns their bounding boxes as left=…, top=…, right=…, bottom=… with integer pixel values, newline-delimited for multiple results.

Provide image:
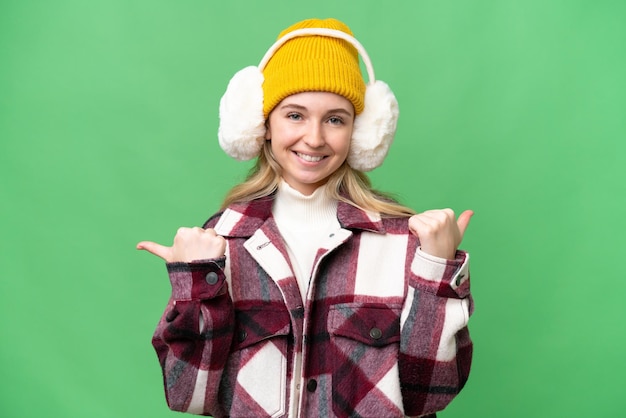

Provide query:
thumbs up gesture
left=408, top=209, right=473, bottom=260
left=137, top=227, right=226, bottom=263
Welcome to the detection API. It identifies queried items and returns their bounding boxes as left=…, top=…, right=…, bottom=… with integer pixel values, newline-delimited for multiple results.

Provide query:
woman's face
left=265, top=91, right=355, bottom=195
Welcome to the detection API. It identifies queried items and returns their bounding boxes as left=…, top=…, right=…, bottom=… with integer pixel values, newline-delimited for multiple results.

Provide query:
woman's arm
left=139, top=226, right=232, bottom=415
left=152, top=259, right=234, bottom=415
left=400, top=209, right=474, bottom=416
left=399, top=249, right=473, bottom=416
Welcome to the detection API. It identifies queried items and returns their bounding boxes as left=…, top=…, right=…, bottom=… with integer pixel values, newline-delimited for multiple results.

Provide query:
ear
left=264, top=120, right=271, bottom=140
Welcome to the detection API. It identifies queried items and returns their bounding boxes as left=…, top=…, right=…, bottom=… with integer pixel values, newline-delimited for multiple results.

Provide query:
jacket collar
left=214, top=193, right=386, bottom=238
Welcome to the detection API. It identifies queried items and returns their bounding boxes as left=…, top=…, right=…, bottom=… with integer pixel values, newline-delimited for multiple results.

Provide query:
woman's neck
left=272, top=180, right=337, bottom=226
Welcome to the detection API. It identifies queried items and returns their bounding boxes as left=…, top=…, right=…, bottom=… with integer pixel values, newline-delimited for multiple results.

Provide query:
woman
left=138, top=18, right=473, bottom=418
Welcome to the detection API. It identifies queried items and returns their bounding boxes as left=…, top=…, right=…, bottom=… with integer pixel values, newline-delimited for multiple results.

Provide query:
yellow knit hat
left=262, top=18, right=366, bottom=118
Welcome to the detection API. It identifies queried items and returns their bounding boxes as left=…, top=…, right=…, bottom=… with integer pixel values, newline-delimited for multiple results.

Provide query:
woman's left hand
left=408, top=209, right=473, bottom=260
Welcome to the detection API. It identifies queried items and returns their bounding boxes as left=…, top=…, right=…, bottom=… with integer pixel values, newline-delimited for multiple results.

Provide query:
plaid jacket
left=152, top=195, right=473, bottom=417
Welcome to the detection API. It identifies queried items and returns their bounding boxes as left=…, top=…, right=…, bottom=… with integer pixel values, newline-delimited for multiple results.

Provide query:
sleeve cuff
left=411, top=248, right=470, bottom=298
left=166, top=257, right=227, bottom=301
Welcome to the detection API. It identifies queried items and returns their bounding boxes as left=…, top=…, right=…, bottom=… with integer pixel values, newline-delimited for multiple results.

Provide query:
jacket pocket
left=225, top=304, right=291, bottom=418
left=328, top=303, right=404, bottom=418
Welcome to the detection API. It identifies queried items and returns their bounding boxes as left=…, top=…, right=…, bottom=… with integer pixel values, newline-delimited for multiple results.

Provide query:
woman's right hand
left=137, top=227, right=226, bottom=263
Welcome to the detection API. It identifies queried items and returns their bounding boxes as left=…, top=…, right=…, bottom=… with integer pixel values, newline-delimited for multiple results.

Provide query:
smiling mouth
left=295, top=152, right=325, bottom=162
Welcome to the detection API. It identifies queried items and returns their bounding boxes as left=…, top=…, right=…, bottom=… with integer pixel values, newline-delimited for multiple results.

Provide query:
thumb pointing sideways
left=136, top=241, right=173, bottom=262
left=456, top=210, right=474, bottom=239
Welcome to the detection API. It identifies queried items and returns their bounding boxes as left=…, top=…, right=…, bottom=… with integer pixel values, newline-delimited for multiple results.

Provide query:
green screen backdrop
left=2, top=1, right=625, bottom=417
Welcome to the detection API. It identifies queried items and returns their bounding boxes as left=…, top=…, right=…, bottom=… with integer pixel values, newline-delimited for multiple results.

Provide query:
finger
left=408, top=215, right=439, bottom=239
left=409, top=210, right=447, bottom=233
left=407, top=215, right=424, bottom=236
left=203, top=228, right=217, bottom=236
left=420, top=208, right=455, bottom=223
left=213, top=235, right=227, bottom=255
left=136, top=241, right=172, bottom=261
left=456, top=210, right=474, bottom=237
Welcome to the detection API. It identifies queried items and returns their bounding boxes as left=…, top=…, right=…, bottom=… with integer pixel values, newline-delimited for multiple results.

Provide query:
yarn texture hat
left=218, top=18, right=399, bottom=172
left=262, top=19, right=365, bottom=118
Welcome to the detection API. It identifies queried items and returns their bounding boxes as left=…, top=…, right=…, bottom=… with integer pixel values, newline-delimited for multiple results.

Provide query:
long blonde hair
left=221, top=141, right=415, bottom=218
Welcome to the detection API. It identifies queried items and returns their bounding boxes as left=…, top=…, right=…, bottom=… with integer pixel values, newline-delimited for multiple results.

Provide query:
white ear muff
left=217, top=28, right=399, bottom=171
left=349, top=80, right=399, bottom=171
left=218, top=66, right=266, bottom=160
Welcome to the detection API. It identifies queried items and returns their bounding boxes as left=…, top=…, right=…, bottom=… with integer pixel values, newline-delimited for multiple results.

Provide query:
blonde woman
left=138, top=18, right=474, bottom=418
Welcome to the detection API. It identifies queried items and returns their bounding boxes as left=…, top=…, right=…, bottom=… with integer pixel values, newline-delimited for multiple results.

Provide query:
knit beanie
left=262, top=18, right=366, bottom=118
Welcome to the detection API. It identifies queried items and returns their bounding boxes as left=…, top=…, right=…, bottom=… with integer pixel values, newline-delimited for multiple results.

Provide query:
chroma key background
left=1, top=0, right=625, bottom=416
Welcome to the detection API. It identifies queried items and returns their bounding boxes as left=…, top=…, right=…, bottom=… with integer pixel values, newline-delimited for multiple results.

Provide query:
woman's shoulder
left=202, top=211, right=225, bottom=229
left=202, top=196, right=275, bottom=236
left=380, top=214, right=412, bottom=235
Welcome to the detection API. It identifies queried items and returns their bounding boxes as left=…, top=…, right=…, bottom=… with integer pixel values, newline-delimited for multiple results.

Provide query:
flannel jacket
left=152, top=195, right=473, bottom=418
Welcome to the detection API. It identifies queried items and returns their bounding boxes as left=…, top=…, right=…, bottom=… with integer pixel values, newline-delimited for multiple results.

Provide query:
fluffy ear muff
left=218, top=66, right=266, bottom=160
left=348, top=80, right=399, bottom=172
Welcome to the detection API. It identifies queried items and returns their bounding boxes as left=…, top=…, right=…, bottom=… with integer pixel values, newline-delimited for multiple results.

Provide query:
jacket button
left=205, top=272, right=219, bottom=285
left=165, top=309, right=178, bottom=322
left=306, top=379, right=317, bottom=392
left=455, top=274, right=465, bottom=287
left=238, top=330, right=247, bottom=342
left=369, top=327, right=382, bottom=340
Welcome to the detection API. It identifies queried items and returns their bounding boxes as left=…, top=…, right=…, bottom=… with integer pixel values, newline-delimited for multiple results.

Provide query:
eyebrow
left=279, top=103, right=354, bottom=117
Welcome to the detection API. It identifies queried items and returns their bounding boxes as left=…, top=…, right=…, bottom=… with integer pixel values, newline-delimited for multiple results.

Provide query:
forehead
left=277, top=91, right=354, bottom=114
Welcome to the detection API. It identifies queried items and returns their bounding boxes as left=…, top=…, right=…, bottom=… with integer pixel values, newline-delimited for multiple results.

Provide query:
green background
left=2, top=0, right=625, bottom=417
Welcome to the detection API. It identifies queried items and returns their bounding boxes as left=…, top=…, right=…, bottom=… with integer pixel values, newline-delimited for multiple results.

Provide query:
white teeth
left=296, top=152, right=324, bottom=162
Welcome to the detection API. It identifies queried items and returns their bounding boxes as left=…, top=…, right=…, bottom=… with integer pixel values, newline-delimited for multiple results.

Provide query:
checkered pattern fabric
left=152, top=196, right=473, bottom=417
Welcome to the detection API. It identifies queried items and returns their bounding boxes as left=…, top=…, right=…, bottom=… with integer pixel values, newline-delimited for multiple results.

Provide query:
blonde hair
left=221, top=142, right=415, bottom=218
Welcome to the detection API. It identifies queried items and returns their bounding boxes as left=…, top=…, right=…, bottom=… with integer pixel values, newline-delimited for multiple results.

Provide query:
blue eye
left=328, top=116, right=344, bottom=125
left=288, top=113, right=302, bottom=121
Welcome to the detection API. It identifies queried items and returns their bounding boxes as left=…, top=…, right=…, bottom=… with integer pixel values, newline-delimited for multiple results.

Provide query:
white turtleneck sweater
left=272, top=181, right=340, bottom=301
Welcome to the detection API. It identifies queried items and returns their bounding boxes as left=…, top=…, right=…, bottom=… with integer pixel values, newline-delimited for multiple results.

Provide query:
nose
left=303, top=123, right=325, bottom=148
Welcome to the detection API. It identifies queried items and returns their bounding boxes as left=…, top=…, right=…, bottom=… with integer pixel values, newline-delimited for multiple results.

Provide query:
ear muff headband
left=258, top=28, right=377, bottom=84
left=218, top=27, right=399, bottom=172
